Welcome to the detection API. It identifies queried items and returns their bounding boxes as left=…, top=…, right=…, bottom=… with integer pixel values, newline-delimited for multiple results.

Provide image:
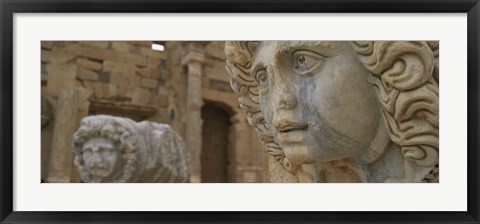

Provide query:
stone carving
left=225, top=41, right=439, bottom=183
left=72, top=115, right=190, bottom=183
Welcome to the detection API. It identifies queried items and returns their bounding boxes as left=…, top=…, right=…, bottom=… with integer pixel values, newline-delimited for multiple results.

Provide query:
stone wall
left=41, top=41, right=267, bottom=183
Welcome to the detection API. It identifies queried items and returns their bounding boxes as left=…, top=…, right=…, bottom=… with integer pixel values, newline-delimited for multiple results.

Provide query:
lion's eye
left=293, top=50, right=327, bottom=75
left=103, top=148, right=114, bottom=155
left=255, top=69, right=269, bottom=90
left=83, top=148, right=92, bottom=155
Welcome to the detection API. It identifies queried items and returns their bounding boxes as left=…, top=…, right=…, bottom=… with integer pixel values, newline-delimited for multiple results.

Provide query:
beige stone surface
left=151, top=94, right=169, bottom=107
left=76, top=58, right=103, bottom=71
left=140, top=47, right=167, bottom=60
left=130, top=41, right=153, bottom=47
left=46, top=89, right=80, bottom=182
left=80, top=46, right=147, bottom=66
left=225, top=41, right=439, bottom=183
left=111, top=42, right=133, bottom=52
left=140, top=78, right=159, bottom=89
left=47, top=63, right=77, bottom=79
left=130, top=87, right=151, bottom=105
left=42, top=50, right=77, bottom=63
left=205, top=43, right=226, bottom=60
left=136, top=68, right=163, bottom=79
left=181, top=42, right=206, bottom=182
left=77, top=67, right=98, bottom=81
left=47, top=79, right=76, bottom=97
left=79, top=41, right=110, bottom=49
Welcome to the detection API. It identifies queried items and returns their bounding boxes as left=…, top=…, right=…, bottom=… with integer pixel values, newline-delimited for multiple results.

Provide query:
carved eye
left=83, top=148, right=92, bottom=156
left=255, top=69, right=269, bottom=90
left=293, top=50, right=327, bottom=75
left=101, top=147, right=114, bottom=156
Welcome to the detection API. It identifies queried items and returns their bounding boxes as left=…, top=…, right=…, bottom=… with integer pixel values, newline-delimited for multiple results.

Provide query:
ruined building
left=41, top=41, right=268, bottom=183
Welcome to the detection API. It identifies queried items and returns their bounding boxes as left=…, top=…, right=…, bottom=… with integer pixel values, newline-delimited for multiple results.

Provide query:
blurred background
left=41, top=41, right=268, bottom=183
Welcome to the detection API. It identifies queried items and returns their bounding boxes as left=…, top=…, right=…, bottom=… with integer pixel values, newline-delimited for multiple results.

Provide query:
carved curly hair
left=72, top=116, right=139, bottom=183
left=225, top=41, right=439, bottom=183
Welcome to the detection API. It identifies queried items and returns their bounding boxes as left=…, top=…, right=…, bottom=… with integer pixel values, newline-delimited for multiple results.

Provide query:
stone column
left=47, top=88, right=92, bottom=182
left=47, top=89, right=79, bottom=182
left=181, top=42, right=207, bottom=183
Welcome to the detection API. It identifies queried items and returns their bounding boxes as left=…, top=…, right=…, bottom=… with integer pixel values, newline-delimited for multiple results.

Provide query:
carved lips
left=275, top=122, right=308, bottom=144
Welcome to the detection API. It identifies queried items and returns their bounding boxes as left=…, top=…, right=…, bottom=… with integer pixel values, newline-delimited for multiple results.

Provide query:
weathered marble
left=225, top=41, right=439, bottom=183
left=72, top=115, right=190, bottom=183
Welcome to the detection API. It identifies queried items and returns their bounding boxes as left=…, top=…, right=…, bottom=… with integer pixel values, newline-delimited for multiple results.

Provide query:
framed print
left=1, top=0, right=479, bottom=223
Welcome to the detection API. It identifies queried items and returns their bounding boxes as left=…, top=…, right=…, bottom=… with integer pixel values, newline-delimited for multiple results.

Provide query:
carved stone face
left=252, top=41, right=381, bottom=164
left=82, top=137, right=121, bottom=178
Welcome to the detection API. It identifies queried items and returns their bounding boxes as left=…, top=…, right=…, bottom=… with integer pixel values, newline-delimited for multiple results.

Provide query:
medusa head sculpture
left=72, top=115, right=190, bottom=183
left=225, top=41, right=439, bottom=183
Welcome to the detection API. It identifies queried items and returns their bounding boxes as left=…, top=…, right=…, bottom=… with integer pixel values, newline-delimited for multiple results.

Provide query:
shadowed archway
left=200, top=102, right=232, bottom=183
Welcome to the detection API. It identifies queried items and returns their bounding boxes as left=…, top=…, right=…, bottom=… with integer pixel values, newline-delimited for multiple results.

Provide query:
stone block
left=77, top=67, right=98, bottom=81
left=97, top=71, right=111, bottom=83
left=41, top=41, right=53, bottom=50
left=47, top=76, right=76, bottom=97
left=118, top=86, right=136, bottom=100
left=135, top=68, right=162, bottom=79
left=206, top=44, right=226, bottom=60
left=52, top=42, right=65, bottom=48
left=152, top=107, right=169, bottom=123
left=41, top=50, right=51, bottom=62
left=103, top=60, right=136, bottom=74
left=159, top=68, right=172, bottom=80
left=80, top=44, right=147, bottom=67
left=76, top=58, right=102, bottom=71
left=116, top=84, right=130, bottom=99
left=130, top=46, right=141, bottom=54
left=123, top=53, right=147, bottom=67
left=92, top=82, right=109, bottom=99
left=107, top=84, right=117, bottom=99
left=41, top=62, right=48, bottom=74
left=110, top=70, right=140, bottom=90
left=61, top=43, right=83, bottom=54
left=47, top=63, right=77, bottom=80
left=112, top=42, right=132, bottom=52
left=80, top=46, right=117, bottom=61
left=141, top=78, right=159, bottom=89
left=91, top=82, right=116, bottom=99
left=209, top=79, right=233, bottom=93
left=147, top=58, right=162, bottom=68
left=152, top=94, right=169, bottom=107
left=205, top=63, right=230, bottom=82
left=49, top=48, right=77, bottom=63
left=130, top=41, right=153, bottom=47
left=130, top=87, right=151, bottom=105
left=79, top=41, right=110, bottom=49
left=208, top=41, right=225, bottom=48
left=83, top=81, right=95, bottom=93
left=102, top=60, right=117, bottom=72
left=75, top=80, right=83, bottom=87
left=140, top=47, right=167, bottom=60
left=41, top=74, right=48, bottom=86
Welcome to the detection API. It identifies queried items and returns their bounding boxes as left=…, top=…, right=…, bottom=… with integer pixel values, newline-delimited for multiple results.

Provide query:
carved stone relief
left=225, top=41, right=439, bottom=183
left=72, top=115, right=190, bottom=183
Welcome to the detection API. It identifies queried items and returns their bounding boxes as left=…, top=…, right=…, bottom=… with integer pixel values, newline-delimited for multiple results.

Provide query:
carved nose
left=90, top=153, right=102, bottom=166
left=278, top=92, right=297, bottom=110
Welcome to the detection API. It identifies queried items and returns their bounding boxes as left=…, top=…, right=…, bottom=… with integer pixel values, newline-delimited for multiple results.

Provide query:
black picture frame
left=1, top=0, right=479, bottom=223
